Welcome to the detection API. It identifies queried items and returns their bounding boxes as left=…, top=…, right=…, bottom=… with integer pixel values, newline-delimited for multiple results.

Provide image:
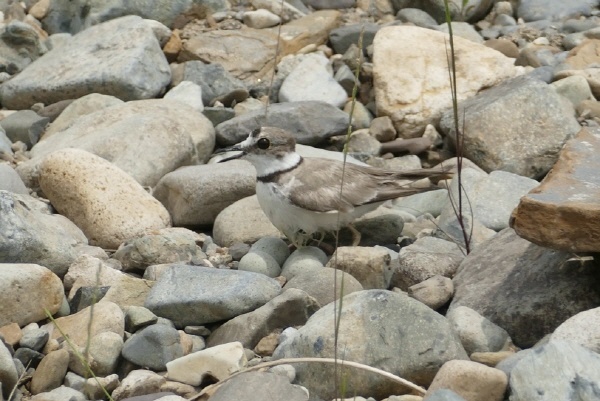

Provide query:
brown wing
left=287, top=158, right=450, bottom=213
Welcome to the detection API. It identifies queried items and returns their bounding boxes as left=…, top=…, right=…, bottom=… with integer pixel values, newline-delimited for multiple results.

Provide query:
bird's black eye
left=257, top=138, right=270, bottom=150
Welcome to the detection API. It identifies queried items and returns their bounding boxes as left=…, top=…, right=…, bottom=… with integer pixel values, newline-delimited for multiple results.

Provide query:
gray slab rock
left=273, top=289, right=468, bottom=400
left=516, top=0, right=597, bottom=22
left=0, top=191, right=88, bottom=276
left=0, top=16, right=170, bottom=109
left=21, top=99, right=214, bottom=189
left=215, top=101, right=350, bottom=146
left=509, top=340, right=600, bottom=401
left=0, top=110, right=49, bottom=148
left=329, top=22, right=381, bottom=55
left=208, top=371, right=308, bottom=401
left=450, top=228, right=600, bottom=348
left=440, top=75, right=581, bottom=178
left=206, top=289, right=319, bottom=349
left=171, top=61, right=249, bottom=107
left=439, top=169, right=539, bottom=231
left=153, top=160, right=256, bottom=226
left=145, top=265, right=281, bottom=327
left=122, top=324, right=184, bottom=371
left=0, top=163, right=28, bottom=194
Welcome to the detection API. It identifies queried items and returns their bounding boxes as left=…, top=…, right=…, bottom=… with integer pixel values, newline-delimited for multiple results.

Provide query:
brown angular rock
left=556, top=39, right=600, bottom=97
left=511, top=127, right=600, bottom=252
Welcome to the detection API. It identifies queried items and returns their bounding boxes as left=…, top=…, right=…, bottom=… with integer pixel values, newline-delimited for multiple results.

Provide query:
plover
left=218, top=127, right=450, bottom=247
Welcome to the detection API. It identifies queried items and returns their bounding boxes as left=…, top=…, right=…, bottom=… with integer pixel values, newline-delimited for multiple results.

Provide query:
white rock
left=111, top=369, right=166, bottom=401
left=373, top=26, right=521, bottom=138
left=243, top=9, right=282, bottom=29
left=551, top=307, right=600, bottom=353
left=164, top=81, right=204, bottom=112
left=166, top=342, right=247, bottom=386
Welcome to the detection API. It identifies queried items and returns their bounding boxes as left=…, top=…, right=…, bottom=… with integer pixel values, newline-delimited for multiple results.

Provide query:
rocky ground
left=1, top=0, right=600, bottom=400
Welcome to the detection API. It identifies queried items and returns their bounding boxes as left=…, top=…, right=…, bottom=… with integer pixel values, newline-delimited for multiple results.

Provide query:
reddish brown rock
left=555, top=39, right=600, bottom=97
left=510, top=127, right=600, bottom=252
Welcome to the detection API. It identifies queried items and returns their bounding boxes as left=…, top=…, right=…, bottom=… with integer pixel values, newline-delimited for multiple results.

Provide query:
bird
left=217, top=126, right=451, bottom=248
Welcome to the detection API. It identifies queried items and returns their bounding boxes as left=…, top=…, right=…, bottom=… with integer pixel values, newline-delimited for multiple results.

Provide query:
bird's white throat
left=245, top=151, right=302, bottom=178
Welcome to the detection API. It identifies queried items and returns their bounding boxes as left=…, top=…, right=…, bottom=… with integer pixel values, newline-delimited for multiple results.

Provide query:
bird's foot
left=347, top=224, right=362, bottom=247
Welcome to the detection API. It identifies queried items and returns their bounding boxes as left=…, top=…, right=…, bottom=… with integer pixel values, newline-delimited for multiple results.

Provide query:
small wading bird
left=217, top=127, right=451, bottom=248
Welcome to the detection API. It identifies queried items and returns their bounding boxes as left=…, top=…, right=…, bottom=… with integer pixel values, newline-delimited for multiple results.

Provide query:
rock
left=425, top=360, right=507, bottom=401
left=273, top=290, right=467, bottom=399
left=392, top=189, right=448, bottom=218
left=144, top=265, right=281, bottom=326
left=171, top=61, right=249, bottom=107
left=439, top=169, right=539, bottom=232
left=166, top=342, right=246, bottom=386
left=14, top=347, right=44, bottom=368
left=390, top=236, right=464, bottom=290
left=0, top=191, right=88, bottom=276
left=69, top=286, right=110, bottom=313
left=208, top=371, right=309, bottom=401
left=369, top=116, right=396, bottom=142
left=23, top=98, right=215, bottom=189
left=19, top=328, right=49, bottom=351
left=396, top=8, right=439, bottom=29
left=239, top=251, right=282, bottom=277
left=30, top=349, right=70, bottom=394
left=249, top=236, right=290, bottom=266
left=510, top=127, right=600, bottom=252
left=550, top=307, right=600, bottom=353
left=470, top=350, right=515, bottom=368
left=0, top=264, right=63, bottom=327
left=407, top=275, right=453, bottom=310
left=0, top=110, right=49, bottom=148
left=163, top=81, right=204, bottom=112
left=276, top=10, right=341, bottom=55
left=125, top=306, right=158, bottom=333
left=551, top=75, right=594, bottom=107
left=516, top=0, right=597, bottom=22
left=438, top=22, right=484, bottom=43
left=284, top=267, right=363, bottom=307
left=153, top=161, right=256, bottom=226
left=484, top=38, right=519, bottom=58
left=243, top=9, right=281, bottom=28
left=111, top=370, right=167, bottom=401
left=42, top=301, right=124, bottom=350
left=423, top=389, right=467, bottom=401
left=393, top=0, right=494, bottom=22
left=440, top=75, right=580, bottom=178
left=84, top=374, right=119, bottom=400
left=280, top=246, right=328, bottom=279
left=329, top=22, right=381, bottom=55
left=446, top=306, right=512, bottom=355
left=346, top=130, right=382, bottom=156
left=509, top=341, right=600, bottom=400
left=450, top=228, right=600, bottom=347
left=213, top=195, right=284, bottom=246
left=0, top=340, right=18, bottom=400
left=326, top=246, right=393, bottom=290
left=206, top=289, right=319, bottom=349
left=122, top=324, right=184, bottom=371
left=0, top=20, right=46, bottom=76
left=0, top=164, right=28, bottom=194
left=0, top=323, right=22, bottom=347
left=279, top=53, right=347, bottom=108
left=112, top=228, right=206, bottom=272
left=215, top=101, right=350, bottom=146
left=179, top=27, right=280, bottom=83
left=68, top=331, right=123, bottom=377
left=373, top=26, right=520, bottom=138
left=0, top=16, right=170, bottom=109
left=303, top=0, right=354, bottom=9
left=38, top=148, right=171, bottom=249
left=30, top=386, right=87, bottom=401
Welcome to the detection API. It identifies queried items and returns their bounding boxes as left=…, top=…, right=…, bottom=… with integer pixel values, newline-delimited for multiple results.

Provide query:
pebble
left=30, top=349, right=70, bottom=394
left=407, top=275, right=453, bottom=310
left=280, top=246, right=328, bottom=279
left=284, top=267, right=363, bottom=307
left=163, top=80, right=204, bottom=112
left=326, top=246, right=393, bottom=289
left=243, top=9, right=281, bottom=29
left=446, top=306, right=513, bottom=355
left=238, top=250, right=282, bottom=277
left=249, top=236, right=290, bottom=266
left=550, top=306, right=600, bottom=352
left=122, top=324, right=184, bottom=371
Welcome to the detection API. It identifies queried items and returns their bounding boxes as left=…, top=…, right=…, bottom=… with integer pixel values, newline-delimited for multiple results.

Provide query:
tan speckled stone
left=39, top=148, right=171, bottom=249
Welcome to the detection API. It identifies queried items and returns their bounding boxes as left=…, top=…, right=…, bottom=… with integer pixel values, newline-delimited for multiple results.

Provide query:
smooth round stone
left=280, top=246, right=328, bottom=280
left=250, top=237, right=290, bottom=266
left=238, top=251, right=282, bottom=278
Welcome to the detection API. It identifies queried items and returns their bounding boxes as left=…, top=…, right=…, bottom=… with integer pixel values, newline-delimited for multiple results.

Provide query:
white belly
left=255, top=182, right=380, bottom=238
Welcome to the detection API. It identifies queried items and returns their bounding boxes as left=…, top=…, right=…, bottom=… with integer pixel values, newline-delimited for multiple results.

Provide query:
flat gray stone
left=122, top=324, right=184, bottom=371
left=450, top=228, right=600, bottom=347
left=446, top=306, right=512, bottom=355
left=273, top=289, right=467, bottom=400
left=329, top=22, right=381, bottom=55
left=0, top=164, right=28, bottom=194
left=509, top=340, right=600, bottom=400
left=209, top=371, right=308, bottom=401
left=215, top=101, right=350, bottom=146
left=0, top=16, right=170, bottom=109
left=517, top=0, right=597, bottom=21
left=440, top=75, right=581, bottom=178
left=144, top=265, right=281, bottom=326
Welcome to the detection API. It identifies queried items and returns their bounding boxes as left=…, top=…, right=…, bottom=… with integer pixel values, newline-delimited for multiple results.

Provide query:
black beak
left=214, top=144, right=245, bottom=162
